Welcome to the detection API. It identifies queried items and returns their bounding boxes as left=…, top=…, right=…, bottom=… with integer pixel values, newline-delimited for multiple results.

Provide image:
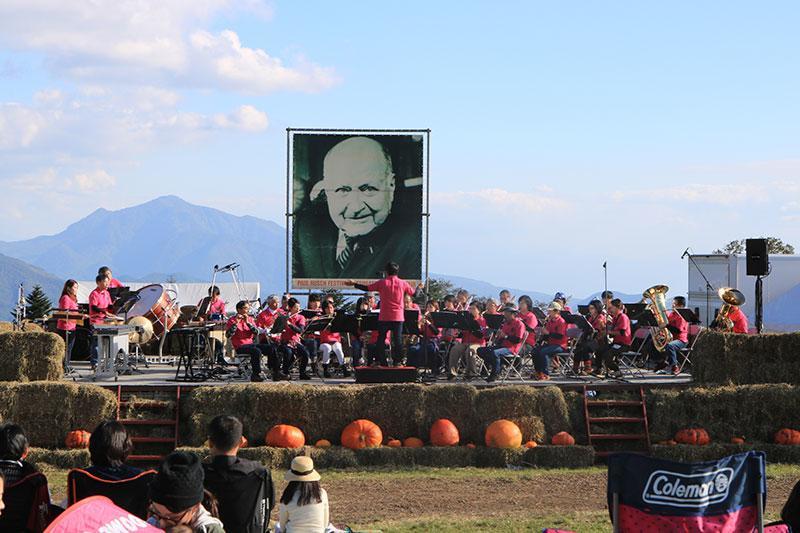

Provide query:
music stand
left=483, top=313, right=504, bottom=330
left=359, top=313, right=380, bottom=332
left=568, top=314, right=594, bottom=336
left=577, top=305, right=590, bottom=316
left=270, top=314, right=288, bottom=335
left=304, top=316, right=334, bottom=334
left=430, top=311, right=460, bottom=329
left=676, top=308, right=700, bottom=324
left=531, top=307, right=547, bottom=323
left=403, top=310, right=421, bottom=335
left=624, top=303, right=647, bottom=318
left=301, top=309, right=322, bottom=320
left=329, top=311, right=359, bottom=335
left=172, top=325, right=216, bottom=382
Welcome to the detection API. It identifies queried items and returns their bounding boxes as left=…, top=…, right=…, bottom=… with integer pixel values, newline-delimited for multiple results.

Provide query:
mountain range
left=0, top=195, right=639, bottom=313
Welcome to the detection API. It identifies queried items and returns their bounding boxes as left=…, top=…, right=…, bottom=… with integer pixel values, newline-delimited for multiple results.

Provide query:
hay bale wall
left=0, top=321, right=13, bottom=333
left=648, top=384, right=800, bottom=443
left=693, top=331, right=800, bottom=384
left=0, top=382, right=117, bottom=448
left=177, top=444, right=594, bottom=470
left=181, top=384, right=573, bottom=448
left=651, top=443, right=800, bottom=464
left=0, top=332, right=64, bottom=381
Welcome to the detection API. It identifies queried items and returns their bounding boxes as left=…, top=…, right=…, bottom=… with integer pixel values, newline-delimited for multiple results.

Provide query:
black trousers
left=376, top=321, right=404, bottom=365
left=279, top=343, right=310, bottom=375
left=595, top=343, right=629, bottom=372
left=235, top=343, right=276, bottom=378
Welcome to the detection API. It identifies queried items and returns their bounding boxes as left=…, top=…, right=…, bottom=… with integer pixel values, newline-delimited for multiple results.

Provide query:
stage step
left=115, top=385, right=182, bottom=465
left=583, top=385, right=651, bottom=462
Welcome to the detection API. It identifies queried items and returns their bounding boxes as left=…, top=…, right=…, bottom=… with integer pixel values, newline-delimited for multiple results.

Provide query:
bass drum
left=127, top=284, right=179, bottom=338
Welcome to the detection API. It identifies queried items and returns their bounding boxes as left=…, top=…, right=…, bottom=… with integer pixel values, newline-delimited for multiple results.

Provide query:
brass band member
left=478, top=304, right=525, bottom=383
left=88, top=274, right=114, bottom=370
left=57, top=279, right=80, bottom=363
left=225, top=301, right=285, bottom=382
left=255, top=295, right=284, bottom=343
left=198, top=285, right=226, bottom=321
left=319, top=299, right=350, bottom=378
left=498, top=290, right=513, bottom=307
left=594, top=298, right=631, bottom=378
left=447, top=301, right=487, bottom=380
left=404, top=293, right=420, bottom=311
left=278, top=298, right=312, bottom=380
left=652, top=296, right=689, bottom=375
left=573, top=299, right=605, bottom=375
left=454, top=289, right=470, bottom=311
left=98, top=266, right=123, bottom=289
left=483, top=298, right=500, bottom=316
left=726, top=306, right=749, bottom=334
left=517, top=295, right=538, bottom=356
left=532, top=301, right=567, bottom=381
left=350, top=297, right=370, bottom=367
left=407, top=300, right=441, bottom=371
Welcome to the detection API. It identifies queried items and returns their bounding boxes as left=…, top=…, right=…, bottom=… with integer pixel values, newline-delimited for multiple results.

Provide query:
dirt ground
left=273, top=470, right=797, bottom=528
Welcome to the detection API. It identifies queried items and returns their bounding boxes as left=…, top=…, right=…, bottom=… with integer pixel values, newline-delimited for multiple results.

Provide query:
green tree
left=424, top=278, right=461, bottom=303
left=25, top=284, right=53, bottom=320
left=320, top=288, right=348, bottom=309
left=714, top=237, right=795, bottom=255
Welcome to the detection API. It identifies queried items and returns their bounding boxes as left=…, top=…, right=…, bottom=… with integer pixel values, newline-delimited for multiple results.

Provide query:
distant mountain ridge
left=0, top=253, right=63, bottom=315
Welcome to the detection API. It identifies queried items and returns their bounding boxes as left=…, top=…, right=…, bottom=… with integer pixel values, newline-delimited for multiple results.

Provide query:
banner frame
left=285, top=128, right=431, bottom=293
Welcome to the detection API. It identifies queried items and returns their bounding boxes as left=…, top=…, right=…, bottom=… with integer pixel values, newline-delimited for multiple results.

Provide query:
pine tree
left=25, top=284, right=53, bottom=320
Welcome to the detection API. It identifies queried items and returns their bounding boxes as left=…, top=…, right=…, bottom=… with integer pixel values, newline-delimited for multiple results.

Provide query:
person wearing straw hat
left=278, top=456, right=329, bottom=533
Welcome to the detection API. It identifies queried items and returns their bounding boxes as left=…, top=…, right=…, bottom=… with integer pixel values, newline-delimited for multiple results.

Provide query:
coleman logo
left=642, top=468, right=733, bottom=508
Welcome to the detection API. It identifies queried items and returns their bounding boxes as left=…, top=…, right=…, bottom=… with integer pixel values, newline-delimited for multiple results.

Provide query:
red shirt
left=588, top=312, right=608, bottom=335
left=320, top=325, right=341, bottom=344
left=367, top=275, right=415, bottom=322
left=108, top=278, right=123, bottom=289
left=610, top=312, right=632, bottom=346
left=88, top=288, right=112, bottom=325
left=499, top=318, right=525, bottom=353
left=204, top=298, right=226, bottom=317
left=57, top=294, right=79, bottom=331
left=226, top=314, right=257, bottom=349
left=280, top=313, right=306, bottom=346
left=545, top=314, right=568, bottom=348
left=461, top=315, right=486, bottom=346
left=256, top=308, right=284, bottom=342
left=518, top=310, right=538, bottom=345
left=730, top=308, right=749, bottom=334
left=667, top=310, right=689, bottom=343
left=368, top=330, right=391, bottom=345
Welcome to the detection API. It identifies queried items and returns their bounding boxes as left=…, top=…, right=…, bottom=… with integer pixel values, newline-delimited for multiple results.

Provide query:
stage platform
left=63, top=361, right=693, bottom=389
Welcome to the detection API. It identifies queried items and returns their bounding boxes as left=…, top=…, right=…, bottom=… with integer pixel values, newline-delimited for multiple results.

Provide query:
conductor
left=346, top=261, right=423, bottom=366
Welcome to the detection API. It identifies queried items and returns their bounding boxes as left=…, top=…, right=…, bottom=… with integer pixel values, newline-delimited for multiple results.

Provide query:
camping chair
left=607, top=451, right=769, bottom=532
left=0, top=471, right=52, bottom=532
left=204, top=466, right=274, bottom=533
left=618, top=328, right=651, bottom=378
left=67, top=468, right=156, bottom=520
left=677, top=325, right=704, bottom=374
left=499, top=330, right=528, bottom=383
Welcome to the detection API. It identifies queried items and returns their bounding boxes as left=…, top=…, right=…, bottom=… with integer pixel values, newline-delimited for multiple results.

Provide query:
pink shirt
left=88, top=288, right=112, bottom=325
left=256, top=308, right=284, bottom=343
left=367, top=275, right=415, bottom=322
left=226, top=315, right=256, bottom=349
left=730, top=308, right=749, bottom=334
left=668, top=311, right=689, bottom=343
left=461, top=316, right=486, bottom=346
left=57, top=294, right=79, bottom=331
left=518, top=310, right=538, bottom=345
left=545, top=315, right=568, bottom=348
left=108, top=278, right=123, bottom=289
left=610, top=312, right=632, bottom=346
left=280, top=313, right=307, bottom=346
left=499, top=318, right=525, bottom=353
left=320, top=328, right=341, bottom=344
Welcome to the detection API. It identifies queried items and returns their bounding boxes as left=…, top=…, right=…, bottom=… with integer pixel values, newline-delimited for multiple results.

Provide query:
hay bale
left=693, top=331, right=800, bottom=385
left=1, top=382, right=117, bottom=448
left=648, top=384, right=800, bottom=443
left=353, top=384, right=427, bottom=441
left=474, top=386, right=571, bottom=443
left=474, top=446, right=526, bottom=467
left=407, top=446, right=475, bottom=467
left=522, top=446, right=595, bottom=468
left=26, top=447, right=90, bottom=469
left=305, top=446, right=359, bottom=469
left=0, top=322, right=13, bottom=333
left=420, top=385, right=478, bottom=444
left=299, top=386, right=359, bottom=444
left=0, top=332, right=63, bottom=381
left=562, top=391, right=587, bottom=444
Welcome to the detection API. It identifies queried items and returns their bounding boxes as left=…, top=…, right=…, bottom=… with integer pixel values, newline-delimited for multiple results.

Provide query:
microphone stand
left=685, top=252, right=713, bottom=326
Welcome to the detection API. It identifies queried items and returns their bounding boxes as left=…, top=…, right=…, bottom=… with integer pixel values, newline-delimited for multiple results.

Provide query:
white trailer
left=687, top=254, right=800, bottom=332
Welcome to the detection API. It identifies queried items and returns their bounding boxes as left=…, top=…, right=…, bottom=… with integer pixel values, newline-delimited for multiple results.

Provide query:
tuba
left=715, top=287, right=745, bottom=332
left=643, top=285, right=673, bottom=351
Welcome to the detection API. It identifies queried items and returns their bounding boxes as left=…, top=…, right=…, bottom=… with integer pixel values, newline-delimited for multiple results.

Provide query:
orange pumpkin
left=315, top=439, right=332, bottom=448
left=403, top=437, right=424, bottom=448
left=466, top=443, right=476, bottom=449
left=265, top=424, right=305, bottom=448
left=387, top=439, right=402, bottom=448
left=731, top=437, right=745, bottom=445
left=65, top=429, right=91, bottom=449
left=551, top=431, right=576, bottom=446
left=675, top=428, right=711, bottom=446
left=775, top=428, right=800, bottom=445
left=341, top=419, right=383, bottom=450
left=484, top=420, right=523, bottom=449
left=429, top=419, right=460, bottom=447
left=524, top=440, right=538, bottom=449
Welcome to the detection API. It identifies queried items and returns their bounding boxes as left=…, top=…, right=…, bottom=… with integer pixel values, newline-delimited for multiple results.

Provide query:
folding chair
left=499, top=331, right=528, bottom=383
left=204, top=464, right=274, bottom=533
left=608, top=451, right=768, bottom=532
left=677, top=325, right=704, bottom=374
left=553, top=328, right=583, bottom=377
left=0, top=471, right=52, bottom=532
left=618, top=328, right=650, bottom=378
left=67, top=468, right=156, bottom=520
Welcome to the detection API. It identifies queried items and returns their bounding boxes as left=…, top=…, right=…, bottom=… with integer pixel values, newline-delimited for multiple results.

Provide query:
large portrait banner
left=289, top=130, right=426, bottom=289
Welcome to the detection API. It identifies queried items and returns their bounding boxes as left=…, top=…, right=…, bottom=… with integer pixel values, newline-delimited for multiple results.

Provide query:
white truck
left=687, top=254, right=800, bottom=332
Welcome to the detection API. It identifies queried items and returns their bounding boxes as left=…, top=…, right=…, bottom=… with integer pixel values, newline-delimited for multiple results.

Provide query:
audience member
left=0, top=423, right=34, bottom=485
left=148, top=451, right=225, bottom=532
left=203, top=415, right=274, bottom=533
left=278, top=456, right=329, bottom=533
left=0, top=423, right=52, bottom=531
left=0, top=470, right=5, bottom=517
left=87, top=421, right=144, bottom=481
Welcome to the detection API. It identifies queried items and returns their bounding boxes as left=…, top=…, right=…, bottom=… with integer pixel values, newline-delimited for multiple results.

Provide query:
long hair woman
left=278, top=456, right=328, bottom=533
left=57, top=279, right=80, bottom=366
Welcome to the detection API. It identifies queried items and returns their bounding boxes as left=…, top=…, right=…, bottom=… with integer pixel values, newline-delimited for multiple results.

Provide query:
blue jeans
left=377, top=321, right=404, bottom=365
left=407, top=340, right=439, bottom=370
left=478, top=346, right=512, bottom=376
left=664, top=339, right=687, bottom=367
left=350, top=338, right=364, bottom=367
left=535, top=345, right=563, bottom=375
left=89, top=331, right=99, bottom=366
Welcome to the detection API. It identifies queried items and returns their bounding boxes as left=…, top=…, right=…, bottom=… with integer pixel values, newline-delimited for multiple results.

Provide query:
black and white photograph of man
left=292, top=133, right=423, bottom=283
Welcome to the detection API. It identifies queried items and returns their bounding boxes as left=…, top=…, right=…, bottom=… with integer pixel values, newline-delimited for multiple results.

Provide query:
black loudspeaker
left=746, top=238, right=769, bottom=276
left=354, top=366, right=418, bottom=383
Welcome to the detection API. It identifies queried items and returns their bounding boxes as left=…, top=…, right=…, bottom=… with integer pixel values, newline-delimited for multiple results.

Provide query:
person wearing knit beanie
left=148, top=451, right=225, bottom=532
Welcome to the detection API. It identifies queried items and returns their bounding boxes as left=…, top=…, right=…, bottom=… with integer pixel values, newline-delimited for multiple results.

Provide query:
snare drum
left=127, top=284, right=179, bottom=338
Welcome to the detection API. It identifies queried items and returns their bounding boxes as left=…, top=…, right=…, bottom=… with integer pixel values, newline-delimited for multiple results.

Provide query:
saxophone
left=643, top=285, right=673, bottom=351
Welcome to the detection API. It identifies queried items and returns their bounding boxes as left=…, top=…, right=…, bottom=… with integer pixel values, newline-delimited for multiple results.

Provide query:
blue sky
left=1, top=1, right=799, bottom=297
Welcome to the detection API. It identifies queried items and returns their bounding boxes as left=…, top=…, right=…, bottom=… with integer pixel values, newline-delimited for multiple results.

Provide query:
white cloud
left=6, top=167, right=117, bottom=194
left=212, top=105, right=269, bottom=132
left=0, top=103, right=49, bottom=149
left=72, top=169, right=117, bottom=192
left=0, top=1, right=336, bottom=94
left=610, top=183, right=770, bottom=206
left=433, top=188, right=568, bottom=212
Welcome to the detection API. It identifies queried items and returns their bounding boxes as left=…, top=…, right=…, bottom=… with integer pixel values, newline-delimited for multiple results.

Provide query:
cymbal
left=127, top=316, right=154, bottom=344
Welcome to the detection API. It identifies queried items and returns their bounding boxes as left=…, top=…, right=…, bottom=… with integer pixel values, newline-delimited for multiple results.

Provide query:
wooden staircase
left=583, top=385, right=651, bottom=459
left=114, top=386, right=181, bottom=465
